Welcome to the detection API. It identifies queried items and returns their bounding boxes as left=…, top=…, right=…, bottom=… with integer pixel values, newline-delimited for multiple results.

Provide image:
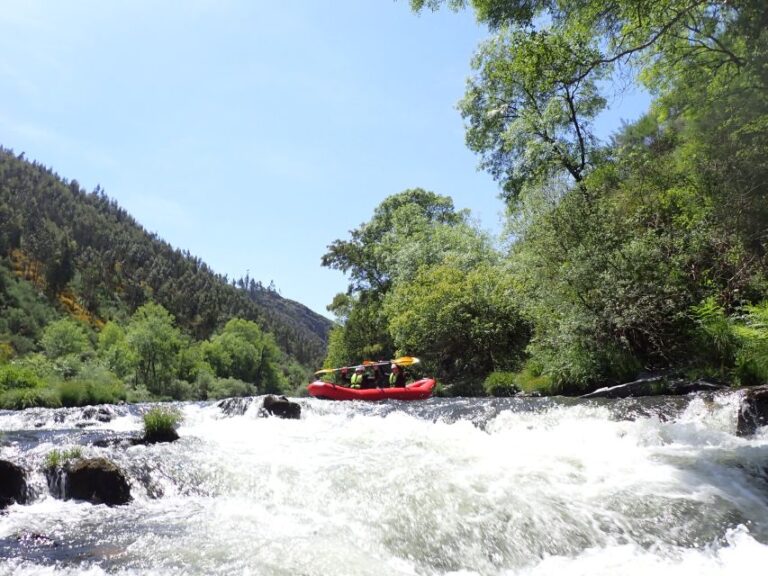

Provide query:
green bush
left=193, top=369, right=216, bottom=399
left=208, top=377, right=253, bottom=400
left=512, top=362, right=555, bottom=395
left=143, top=407, right=183, bottom=440
left=0, top=387, right=61, bottom=409
left=483, top=371, right=519, bottom=397
left=732, top=302, right=768, bottom=386
left=0, top=364, right=42, bottom=392
left=167, top=379, right=196, bottom=401
left=58, top=372, right=127, bottom=407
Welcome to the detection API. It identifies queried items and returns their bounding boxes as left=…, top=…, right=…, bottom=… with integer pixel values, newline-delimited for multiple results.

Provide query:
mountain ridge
left=0, top=146, right=331, bottom=368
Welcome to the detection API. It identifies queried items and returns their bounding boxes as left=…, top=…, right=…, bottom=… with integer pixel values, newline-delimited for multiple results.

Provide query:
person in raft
left=350, top=366, right=365, bottom=389
left=389, top=363, right=406, bottom=388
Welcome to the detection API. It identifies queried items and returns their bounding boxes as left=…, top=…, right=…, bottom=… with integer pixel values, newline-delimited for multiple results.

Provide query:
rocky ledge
left=46, top=457, right=132, bottom=506
left=0, top=460, right=28, bottom=509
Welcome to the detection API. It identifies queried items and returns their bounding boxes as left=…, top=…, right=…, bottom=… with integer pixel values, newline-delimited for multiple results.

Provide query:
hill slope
left=0, top=147, right=331, bottom=367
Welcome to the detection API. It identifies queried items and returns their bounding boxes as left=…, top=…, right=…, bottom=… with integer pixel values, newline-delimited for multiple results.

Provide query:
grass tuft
left=45, top=447, right=83, bottom=469
left=142, top=407, right=183, bottom=442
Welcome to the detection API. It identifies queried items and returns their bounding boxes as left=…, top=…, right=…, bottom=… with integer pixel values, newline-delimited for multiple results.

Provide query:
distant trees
left=0, top=146, right=330, bottom=376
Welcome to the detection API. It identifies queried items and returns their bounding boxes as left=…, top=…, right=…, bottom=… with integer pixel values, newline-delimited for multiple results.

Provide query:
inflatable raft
left=307, top=378, right=436, bottom=401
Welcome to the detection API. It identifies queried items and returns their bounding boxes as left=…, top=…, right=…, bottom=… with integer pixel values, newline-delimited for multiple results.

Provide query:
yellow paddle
left=314, top=356, right=420, bottom=376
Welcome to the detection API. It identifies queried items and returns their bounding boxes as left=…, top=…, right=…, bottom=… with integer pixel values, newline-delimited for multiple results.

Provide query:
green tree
left=126, top=302, right=182, bottom=396
left=97, top=321, right=133, bottom=378
left=203, top=318, right=286, bottom=394
left=41, top=318, right=90, bottom=359
left=385, top=261, right=528, bottom=385
left=322, top=188, right=494, bottom=367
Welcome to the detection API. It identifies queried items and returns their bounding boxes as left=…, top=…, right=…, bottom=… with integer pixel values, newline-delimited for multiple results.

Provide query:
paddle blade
left=392, top=356, right=420, bottom=366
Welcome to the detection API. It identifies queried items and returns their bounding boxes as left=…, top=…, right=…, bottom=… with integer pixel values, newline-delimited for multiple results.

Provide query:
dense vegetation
left=323, top=0, right=768, bottom=395
left=0, top=149, right=331, bottom=408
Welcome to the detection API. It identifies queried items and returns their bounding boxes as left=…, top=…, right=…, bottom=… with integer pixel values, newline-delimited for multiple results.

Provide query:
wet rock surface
left=47, top=457, right=132, bottom=506
left=217, top=397, right=253, bottom=416
left=581, top=376, right=727, bottom=399
left=737, top=384, right=768, bottom=436
left=0, top=460, right=28, bottom=509
left=260, top=395, right=301, bottom=419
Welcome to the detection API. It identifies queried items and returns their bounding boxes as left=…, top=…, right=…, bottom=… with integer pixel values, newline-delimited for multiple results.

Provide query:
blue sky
left=0, top=1, right=649, bottom=318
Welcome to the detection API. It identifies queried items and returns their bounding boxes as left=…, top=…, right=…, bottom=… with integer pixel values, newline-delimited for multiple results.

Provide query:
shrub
left=208, top=377, right=253, bottom=400
left=0, top=364, right=42, bottom=392
left=58, top=378, right=126, bottom=407
left=0, top=387, right=61, bottom=409
left=166, top=379, right=196, bottom=401
left=512, top=362, right=555, bottom=395
left=732, top=302, right=768, bottom=386
left=483, top=371, right=519, bottom=397
left=142, top=407, right=183, bottom=442
left=126, top=386, right=153, bottom=404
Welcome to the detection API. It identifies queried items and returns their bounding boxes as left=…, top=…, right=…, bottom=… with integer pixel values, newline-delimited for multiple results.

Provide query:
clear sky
left=0, top=1, right=649, bottom=318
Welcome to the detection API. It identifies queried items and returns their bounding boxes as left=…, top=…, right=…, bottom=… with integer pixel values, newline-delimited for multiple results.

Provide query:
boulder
left=581, top=376, right=726, bottom=399
left=48, top=457, right=131, bottom=506
left=261, top=395, right=301, bottom=419
left=217, top=397, right=253, bottom=416
left=142, top=427, right=179, bottom=444
left=737, top=385, right=768, bottom=436
left=0, top=460, right=27, bottom=509
left=81, top=406, right=116, bottom=423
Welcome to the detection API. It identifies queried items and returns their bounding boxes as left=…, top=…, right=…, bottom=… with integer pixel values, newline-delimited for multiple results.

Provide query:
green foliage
left=44, top=448, right=82, bottom=469
left=142, top=407, right=183, bottom=439
left=58, top=363, right=126, bottom=406
left=97, top=322, right=133, bottom=378
left=732, top=302, right=768, bottom=386
left=510, top=361, right=554, bottom=395
left=385, top=262, right=529, bottom=382
left=483, top=371, right=518, bottom=397
left=0, top=387, right=61, bottom=409
left=0, top=363, right=42, bottom=391
left=203, top=318, right=287, bottom=394
left=0, top=264, right=56, bottom=355
left=126, top=303, right=182, bottom=396
left=207, top=377, right=254, bottom=400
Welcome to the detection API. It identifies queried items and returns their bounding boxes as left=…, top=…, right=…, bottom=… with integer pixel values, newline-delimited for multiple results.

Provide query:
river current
left=1, top=393, right=768, bottom=575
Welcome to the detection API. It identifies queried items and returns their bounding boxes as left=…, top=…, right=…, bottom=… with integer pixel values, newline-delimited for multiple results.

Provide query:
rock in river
left=261, top=395, right=301, bottom=419
left=47, top=457, right=131, bottom=506
left=0, top=460, right=28, bottom=509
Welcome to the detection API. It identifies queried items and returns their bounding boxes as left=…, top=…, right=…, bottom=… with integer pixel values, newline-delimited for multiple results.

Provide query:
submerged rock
left=217, top=397, right=253, bottom=416
left=47, top=457, right=131, bottom=506
left=260, top=395, right=301, bottom=419
left=737, top=385, right=768, bottom=436
left=0, top=460, right=28, bottom=509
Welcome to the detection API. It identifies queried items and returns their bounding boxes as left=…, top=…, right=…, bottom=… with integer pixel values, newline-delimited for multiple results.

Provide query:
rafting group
left=307, top=356, right=436, bottom=401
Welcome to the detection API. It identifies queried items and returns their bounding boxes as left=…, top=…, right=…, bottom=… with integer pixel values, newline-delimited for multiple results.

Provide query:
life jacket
left=350, top=372, right=363, bottom=388
left=389, top=371, right=403, bottom=387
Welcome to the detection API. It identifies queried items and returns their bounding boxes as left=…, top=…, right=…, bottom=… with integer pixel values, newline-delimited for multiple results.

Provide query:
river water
left=2, top=393, right=768, bottom=575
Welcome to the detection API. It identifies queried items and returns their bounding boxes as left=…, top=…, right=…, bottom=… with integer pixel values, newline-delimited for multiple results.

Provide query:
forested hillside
left=324, top=0, right=768, bottom=395
left=0, top=147, right=330, bottom=379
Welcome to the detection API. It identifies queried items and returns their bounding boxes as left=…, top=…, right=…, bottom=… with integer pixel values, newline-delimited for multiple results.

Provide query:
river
left=1, top=393, right=768, bottom=575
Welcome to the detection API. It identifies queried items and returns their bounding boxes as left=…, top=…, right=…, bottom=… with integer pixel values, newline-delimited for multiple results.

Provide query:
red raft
left=307, top=378, right=436, bottom=401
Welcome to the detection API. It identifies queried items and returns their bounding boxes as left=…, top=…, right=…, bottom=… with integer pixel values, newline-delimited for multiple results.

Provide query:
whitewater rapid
left=2, top=394, right=768, bottom=575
